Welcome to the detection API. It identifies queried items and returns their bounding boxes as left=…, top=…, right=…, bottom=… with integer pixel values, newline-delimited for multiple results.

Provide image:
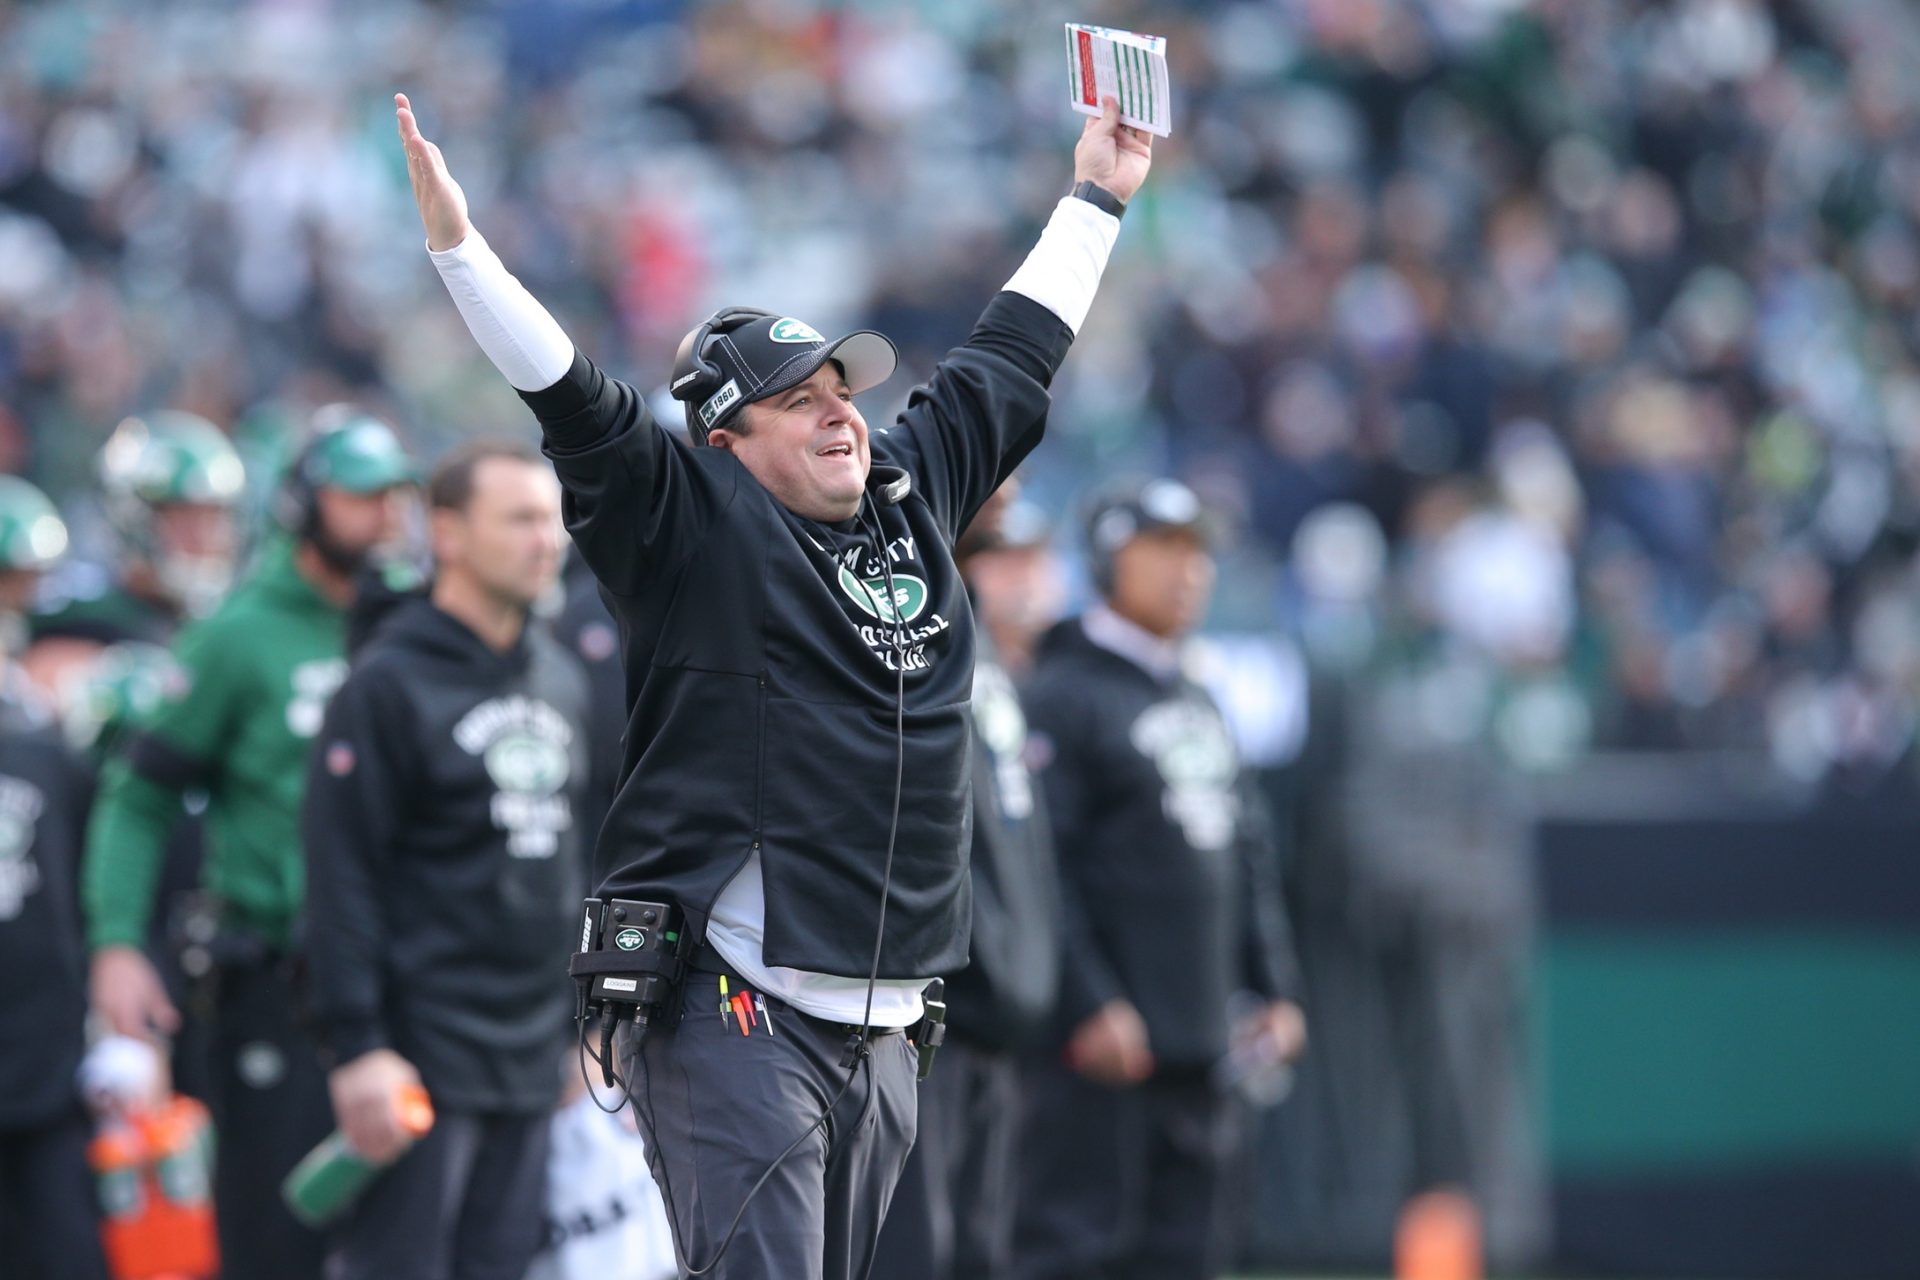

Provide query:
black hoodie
left=1023, top=615, right=1301, bottom=1068
left=942, top=623, right=1059, bottom=1051
left=301, top=597, right=590, bottom=1112
left=548, top=553, right=627, bottom=857
left=521, top=292, right=1072, bottom=980
left=0, top=686, right=93, bottom=1128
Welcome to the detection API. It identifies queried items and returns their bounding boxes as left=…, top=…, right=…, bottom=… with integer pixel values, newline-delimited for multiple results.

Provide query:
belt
left=685, top=942, right=905, bottom=1038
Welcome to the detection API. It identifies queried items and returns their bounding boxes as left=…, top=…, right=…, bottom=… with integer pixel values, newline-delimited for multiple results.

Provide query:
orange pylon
left=1394, top=1188, right=1482, bottom=1280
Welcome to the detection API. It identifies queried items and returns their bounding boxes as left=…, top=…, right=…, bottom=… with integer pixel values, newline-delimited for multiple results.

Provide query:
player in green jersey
left=84, top=406, right=416, bottom=1280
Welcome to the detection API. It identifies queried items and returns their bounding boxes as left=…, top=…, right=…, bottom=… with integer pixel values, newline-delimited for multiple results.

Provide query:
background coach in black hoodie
left=302, top=442, right=589, bottom=1280
left=1014, top=478, right=1307, bottom=1280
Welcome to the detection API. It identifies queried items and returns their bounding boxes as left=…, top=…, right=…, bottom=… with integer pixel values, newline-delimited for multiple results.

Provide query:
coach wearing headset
left=398, top=90, right=1148, bottom=1280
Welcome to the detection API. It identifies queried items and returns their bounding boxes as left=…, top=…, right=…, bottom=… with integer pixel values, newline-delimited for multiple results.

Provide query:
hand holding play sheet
left=1066, top=23, right=1172, bottom=138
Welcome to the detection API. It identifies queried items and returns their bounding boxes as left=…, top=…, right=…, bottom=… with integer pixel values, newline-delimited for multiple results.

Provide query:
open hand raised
left=394, top=93, right=471, bottom=252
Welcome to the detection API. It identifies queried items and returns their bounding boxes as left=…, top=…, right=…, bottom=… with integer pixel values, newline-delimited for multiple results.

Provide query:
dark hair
left=427, top=440, right=544, bottom=512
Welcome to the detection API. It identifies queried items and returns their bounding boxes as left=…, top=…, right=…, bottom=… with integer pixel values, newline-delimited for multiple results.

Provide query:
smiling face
left=709, top=363, right=871, bottom=522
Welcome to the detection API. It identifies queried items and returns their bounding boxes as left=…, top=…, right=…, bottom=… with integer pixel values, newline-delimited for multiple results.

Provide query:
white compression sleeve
left=426, top=228, right=576, bottom=393
left=1002, top=196, right=1123, bottom=336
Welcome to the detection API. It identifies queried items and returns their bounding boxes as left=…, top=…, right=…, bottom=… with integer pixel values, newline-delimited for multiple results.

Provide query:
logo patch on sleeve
left=325, top=742, right=356, bottom=777
left=698, top=380, right=741, bottom=429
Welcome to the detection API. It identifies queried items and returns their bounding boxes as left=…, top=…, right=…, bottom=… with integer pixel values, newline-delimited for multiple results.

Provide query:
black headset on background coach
left=1083, top=476, right=1214, bottom=596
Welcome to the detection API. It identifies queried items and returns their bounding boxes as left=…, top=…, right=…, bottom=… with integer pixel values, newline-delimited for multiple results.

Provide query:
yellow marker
left=718, top=975, right=731, bottom=1024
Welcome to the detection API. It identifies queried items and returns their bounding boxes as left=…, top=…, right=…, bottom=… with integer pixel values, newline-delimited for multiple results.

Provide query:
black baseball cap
left=1085, top=478, right=1217, bottom=595
left=1086, top=478, right=1215, bottom=560
left=670, top=311, right=897, bottom=441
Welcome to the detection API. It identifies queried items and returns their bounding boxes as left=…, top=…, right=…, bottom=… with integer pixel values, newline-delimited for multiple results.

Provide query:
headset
left=272, top=434, right=329, bottom=541
left=573, top=481, right=930, bottom=1277
left=668, top=306, right=778, bottom=444
left=1084, top=477, right=1208, bottom=597
left=273, top=405, right=356, bottom=537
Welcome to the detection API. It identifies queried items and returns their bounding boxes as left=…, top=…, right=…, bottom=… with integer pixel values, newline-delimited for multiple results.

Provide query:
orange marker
left=1395, top=1189, right=1481, bottom=1280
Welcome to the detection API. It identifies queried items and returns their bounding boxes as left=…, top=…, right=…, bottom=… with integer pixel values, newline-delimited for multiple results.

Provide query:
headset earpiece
left=274, top=440, right=323, bottom=537
left=669, top=306, right=778, bottom=443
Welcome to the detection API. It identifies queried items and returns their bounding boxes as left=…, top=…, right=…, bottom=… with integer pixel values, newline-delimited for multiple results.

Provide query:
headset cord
left=853, top=494, right=910, bottom=1054
left=576, top=989, right=628, bottom=1116
left=847, top=509, right=909, bottom=1280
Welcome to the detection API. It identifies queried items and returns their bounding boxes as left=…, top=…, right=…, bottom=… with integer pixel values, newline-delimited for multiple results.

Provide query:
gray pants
left=328, top=1109, right=550, bottom=1280
left=621, top=972, right=918, bottom=1280
left=1011, top=1063, right=1235, bottom=1280
left=871, top=1041, right=1022, bottom=1280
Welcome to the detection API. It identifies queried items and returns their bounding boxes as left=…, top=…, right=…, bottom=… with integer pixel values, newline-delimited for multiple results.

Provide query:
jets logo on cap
left=769, top=318, right=824, bottom=344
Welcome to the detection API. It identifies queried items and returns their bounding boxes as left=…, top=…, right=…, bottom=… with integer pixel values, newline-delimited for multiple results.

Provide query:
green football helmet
left=0, top=475, right=70, bottom=574
left=273, top=406, right=419, bottom=579
left=273, top=405, right=418, bottom=533
left=98, top=411, right=246, bottom=616
left=304, top=410, right=417, bottom=494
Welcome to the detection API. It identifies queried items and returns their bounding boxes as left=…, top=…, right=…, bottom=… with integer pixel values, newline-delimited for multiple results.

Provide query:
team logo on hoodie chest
left=452, top=696, right=574, bottom=859
left=828, top=533, right=952, bottom=672
left=1129, top=697, right=1240, bottom=852
left=287, top=658, right=349, bottom=737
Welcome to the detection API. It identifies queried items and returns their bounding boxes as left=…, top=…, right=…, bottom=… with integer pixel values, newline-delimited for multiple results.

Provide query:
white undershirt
left=427, top=198, right=1121, bottom=1027
left=705, top=856, right=925, bottom=1026
left=1004, top=196, right=1122, bottom=335
left=427, top=229, right=574, bottom=391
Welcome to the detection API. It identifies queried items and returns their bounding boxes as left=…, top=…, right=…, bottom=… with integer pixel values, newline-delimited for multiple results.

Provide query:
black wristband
left=1069, top=180, right=1127, bottom=219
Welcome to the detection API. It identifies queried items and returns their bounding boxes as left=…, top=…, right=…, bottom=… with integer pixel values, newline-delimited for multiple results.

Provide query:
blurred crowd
left=4, top=0, right=1920, bottom=790
left=9, top=0, right=1920, bottom=787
